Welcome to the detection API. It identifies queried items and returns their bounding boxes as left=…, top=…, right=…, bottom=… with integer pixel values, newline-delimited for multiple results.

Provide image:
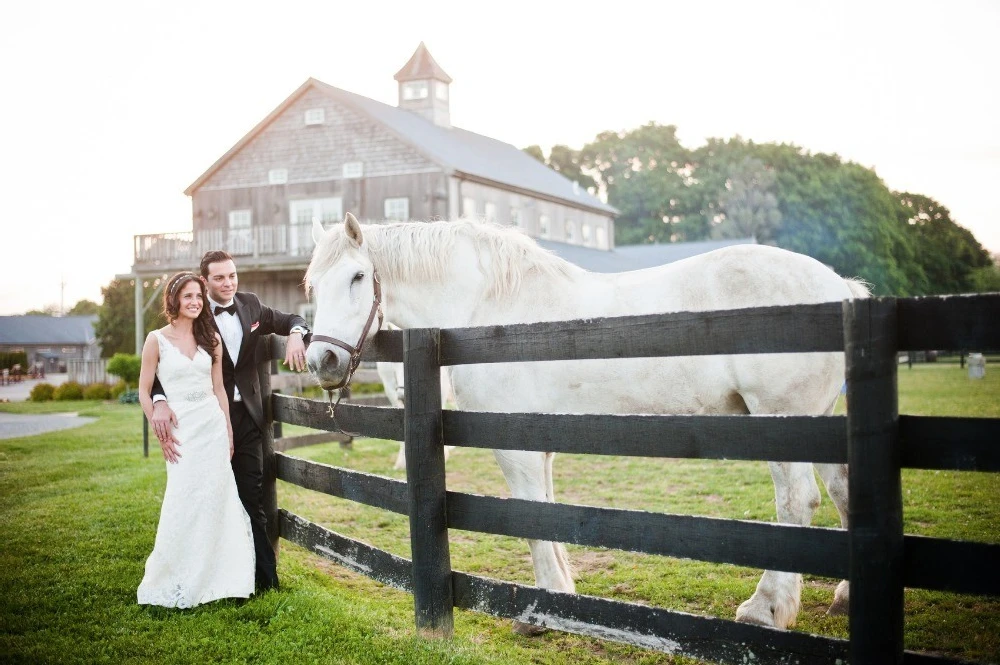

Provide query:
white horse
left=305, top=214, right=868, bottom=631
left=375, top=354, right=457, bottom=470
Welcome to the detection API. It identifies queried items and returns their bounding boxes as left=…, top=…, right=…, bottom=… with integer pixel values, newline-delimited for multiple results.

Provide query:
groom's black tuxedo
left=152, top=290, right=307, bottom=591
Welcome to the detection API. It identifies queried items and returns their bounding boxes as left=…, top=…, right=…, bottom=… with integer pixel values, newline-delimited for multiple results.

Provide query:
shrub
left=106, top=353, right=142, bottom=388
left=109, top=380, right=128, bottom=399
left=29, top=383, right=56, bottom=402
left=118, top=389, right=140, bottom=404
left=54, top=381, right=85, bottom=401
left=83, top=383, right=112, bottom=400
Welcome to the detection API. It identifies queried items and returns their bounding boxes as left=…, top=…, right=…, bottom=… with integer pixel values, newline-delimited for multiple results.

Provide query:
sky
left=1, top=0, right=997, bottom=315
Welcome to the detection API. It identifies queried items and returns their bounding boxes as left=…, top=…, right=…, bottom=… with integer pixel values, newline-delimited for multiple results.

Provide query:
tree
left=895, top=193, right=993, bottom=294
left=94, top=278, right=166, bottom=357
left=521, top=145, right=598, bottom=193
left=24, top=304, right=59, bottom=316
left=522, top=145, right=545, bottom=163
left=713, top=156, right=782, bottom=242
left=67, top=299, right=99, bottom=315
left=580, top=123, right=694, bottom=244
left=106, top=353, right=142, bottom=388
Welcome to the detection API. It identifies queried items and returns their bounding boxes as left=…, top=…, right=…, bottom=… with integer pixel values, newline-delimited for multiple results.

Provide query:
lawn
left=1, top=362, right=998, bottom=664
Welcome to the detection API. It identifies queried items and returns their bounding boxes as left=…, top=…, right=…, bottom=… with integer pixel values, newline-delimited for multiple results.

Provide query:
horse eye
left=352, top=272, right=364, bottom=283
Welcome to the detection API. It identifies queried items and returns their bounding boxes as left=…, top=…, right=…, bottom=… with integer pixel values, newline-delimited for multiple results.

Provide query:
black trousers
left=229, top=401, right=279, bottom=590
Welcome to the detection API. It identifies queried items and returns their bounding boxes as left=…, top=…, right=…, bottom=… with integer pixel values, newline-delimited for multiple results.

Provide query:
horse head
left=305, top=213, right=383, bottom=390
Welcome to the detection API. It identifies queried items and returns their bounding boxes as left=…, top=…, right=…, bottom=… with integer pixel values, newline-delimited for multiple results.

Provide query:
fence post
left=403, top=327, right=453, bottom=638
left=142, top=414, right=149, bottom=458
left=258, top=334, right=279, bottom=557
left=843, top=297, right=903, bottom=664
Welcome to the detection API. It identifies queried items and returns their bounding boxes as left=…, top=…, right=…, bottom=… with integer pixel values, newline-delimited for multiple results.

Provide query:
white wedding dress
left=137, top=330, right=255, bottom=608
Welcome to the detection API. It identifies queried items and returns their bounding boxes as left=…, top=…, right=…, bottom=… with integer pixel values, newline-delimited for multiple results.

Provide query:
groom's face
left=203, top=259, right=239, bottom=304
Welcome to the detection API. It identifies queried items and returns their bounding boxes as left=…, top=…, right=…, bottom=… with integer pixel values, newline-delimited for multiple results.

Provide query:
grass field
left=1, top=363, right=998, bottom=664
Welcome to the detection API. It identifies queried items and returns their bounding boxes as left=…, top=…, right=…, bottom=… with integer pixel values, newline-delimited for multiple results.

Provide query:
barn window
left=539, top=215, right=550, bottom=239
left=435, top=81, right=449, bottom=101
left=384, top=197, right=410, bottom=221
left=581, top=224, right=592, bottom=246
left=596, top=226, right=608, bottom=249
left=484, top=202, right=497, bottom=223
left=510, top=208, right=521, bottom=227
left=268, top=168, right=288, bottom=185
left=462, top=197, right=476, bottom=218
left=565, top=219, right=576, bottom=243
left=402, top=81, right=428, bottom=100
left=304, top=108, right=325, bottom=126
left=342, top=162, right=363, bottom=179
left=228, top=209, right=253, bottom=255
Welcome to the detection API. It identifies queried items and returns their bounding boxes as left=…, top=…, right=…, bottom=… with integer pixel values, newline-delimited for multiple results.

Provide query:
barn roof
left=0, top=316, right=98, bottom=345
left=538, top=237, right=757, bottom=273
left=184, top=79, right=617, bottom=216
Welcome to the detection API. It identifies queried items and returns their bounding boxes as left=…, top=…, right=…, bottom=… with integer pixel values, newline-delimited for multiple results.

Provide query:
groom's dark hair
left=200, top=250, right=234, bottom=278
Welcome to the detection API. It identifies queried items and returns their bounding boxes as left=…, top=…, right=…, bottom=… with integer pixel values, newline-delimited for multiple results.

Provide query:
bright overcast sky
left=1, top=0, right=997, bottom=314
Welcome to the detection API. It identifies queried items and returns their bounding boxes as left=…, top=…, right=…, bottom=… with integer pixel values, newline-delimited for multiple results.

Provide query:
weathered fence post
left=403, top=327, right=453, bottom=638
left=142, top=414, right=149, bottom=458
left=258, top=334, right=279, bottom=557
left=844, top=297, right=903, bottom=664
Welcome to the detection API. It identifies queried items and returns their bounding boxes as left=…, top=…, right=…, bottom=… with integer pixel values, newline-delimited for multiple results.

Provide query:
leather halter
left=310, top=269, right=383, bottom=390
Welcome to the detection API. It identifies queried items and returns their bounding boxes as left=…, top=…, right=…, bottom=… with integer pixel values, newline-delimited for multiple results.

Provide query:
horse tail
left=844, top=277, right=872, bottom=300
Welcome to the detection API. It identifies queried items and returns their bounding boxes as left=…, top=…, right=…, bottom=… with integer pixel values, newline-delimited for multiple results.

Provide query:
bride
left=136, top=271, right=254, bottom=607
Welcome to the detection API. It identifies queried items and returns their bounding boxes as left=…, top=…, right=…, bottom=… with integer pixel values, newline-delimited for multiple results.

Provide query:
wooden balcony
left=133, top=225, right=318, bottom=273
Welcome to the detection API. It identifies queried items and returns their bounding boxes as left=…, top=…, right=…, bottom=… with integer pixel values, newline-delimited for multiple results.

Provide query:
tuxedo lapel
left=234, top=296, right=253, bottom=367
left=211, top=316, right=236, bottom=369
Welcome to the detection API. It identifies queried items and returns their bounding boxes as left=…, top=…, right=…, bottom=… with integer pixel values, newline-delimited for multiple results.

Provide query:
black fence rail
left=256, top=294, right=1000, bottom=665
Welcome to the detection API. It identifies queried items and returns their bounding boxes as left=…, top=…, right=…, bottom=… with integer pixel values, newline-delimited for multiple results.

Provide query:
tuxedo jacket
left=153, top=291, right=307, bottom=432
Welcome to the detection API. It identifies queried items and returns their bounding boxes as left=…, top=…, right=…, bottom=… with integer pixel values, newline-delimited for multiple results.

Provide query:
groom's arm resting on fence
left=149, top=375, right=180, bottom=450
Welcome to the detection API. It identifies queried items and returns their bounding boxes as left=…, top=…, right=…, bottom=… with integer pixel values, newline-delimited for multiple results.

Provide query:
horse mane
left=307, top=219, right=579, bottom=300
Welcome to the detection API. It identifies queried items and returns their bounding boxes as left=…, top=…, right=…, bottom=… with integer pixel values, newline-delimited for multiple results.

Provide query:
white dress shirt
left=208, top=296, right=243, bottom=402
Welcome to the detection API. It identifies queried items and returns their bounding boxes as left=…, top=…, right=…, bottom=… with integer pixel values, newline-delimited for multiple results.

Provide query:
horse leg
left=494, top=449, right=575, bottom=635
left=735, top=461, right=820, bottom=629
left=815, top=462, right=850, bottom=614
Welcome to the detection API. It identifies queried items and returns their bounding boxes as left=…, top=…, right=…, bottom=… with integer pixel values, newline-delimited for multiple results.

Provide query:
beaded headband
left=168, top=273, right=197, bottom=297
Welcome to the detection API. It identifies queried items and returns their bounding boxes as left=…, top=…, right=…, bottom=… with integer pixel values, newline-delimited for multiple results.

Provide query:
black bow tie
left=214, top=304, right=237, bottom=316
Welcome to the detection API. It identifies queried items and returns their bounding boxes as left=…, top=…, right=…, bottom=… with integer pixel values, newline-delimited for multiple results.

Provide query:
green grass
left=2, top=363, right=998, bottom=664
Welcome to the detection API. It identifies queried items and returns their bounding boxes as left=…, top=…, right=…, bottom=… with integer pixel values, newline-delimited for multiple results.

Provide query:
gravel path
left=0, top=412, right=97, bottom=440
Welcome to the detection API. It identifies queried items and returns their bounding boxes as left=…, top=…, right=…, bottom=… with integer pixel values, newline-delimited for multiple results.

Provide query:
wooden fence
left=256, top=294, right=1000, bottom=665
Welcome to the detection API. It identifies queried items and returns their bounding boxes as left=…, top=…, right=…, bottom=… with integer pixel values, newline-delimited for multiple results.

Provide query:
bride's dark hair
left=163, top=272, right=219, bottom=363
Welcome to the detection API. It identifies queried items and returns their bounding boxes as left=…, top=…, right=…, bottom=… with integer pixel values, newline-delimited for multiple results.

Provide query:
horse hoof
left=512, top=620, right=548, bottom=636
left=827, top=580, right=849, bottom=616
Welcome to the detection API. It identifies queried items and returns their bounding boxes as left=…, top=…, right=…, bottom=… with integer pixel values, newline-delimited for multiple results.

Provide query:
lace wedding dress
left=137, top=330, right=255, bottom=608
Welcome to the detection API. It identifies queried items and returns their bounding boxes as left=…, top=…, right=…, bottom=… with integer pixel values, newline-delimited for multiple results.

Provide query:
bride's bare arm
left=210, top=334, right=234, bottom=458
left=139, top=333, right=181, bottom=464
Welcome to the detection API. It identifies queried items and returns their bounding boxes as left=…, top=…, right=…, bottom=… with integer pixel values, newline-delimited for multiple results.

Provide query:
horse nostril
left=322, top=349, right=339, bottom=370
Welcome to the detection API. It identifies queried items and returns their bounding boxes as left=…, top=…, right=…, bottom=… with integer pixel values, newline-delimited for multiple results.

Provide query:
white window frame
left=268, top=168, right=288, bottom=185
left=289, top=198, right=343, bottom=255
left=539, top=214, right=550, bottom=239
left=484, top=202, right=497, bottom=224
left=565, top=219, right=576, bottom=243
left=402, top=81, right=428, bottom=100
left=342, top=161, right=363, bottom=179
left=510, top=208, right=521, bottom=227
left=435, top=81, right=449, bottom=101
left=228, top=209, right=253, bottom=255
left=384, top=197, right=410, bottom=221
left=299, top=303, right=316, bottom=330
left=581, top=223, right=592, bottom=246
left=304, top=108, right=325, bottom=126
left=462, top=197, right=476, bottom=218
left=596, top=226, right=608, bottom=250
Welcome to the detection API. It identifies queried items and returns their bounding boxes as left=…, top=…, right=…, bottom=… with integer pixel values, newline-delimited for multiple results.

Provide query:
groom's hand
left=151, top=401, right=181, bottom=463
left=283, top=332, right=307, bottom=372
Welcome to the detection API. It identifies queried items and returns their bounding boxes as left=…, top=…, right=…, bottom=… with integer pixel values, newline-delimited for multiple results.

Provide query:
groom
left=150, top=250, right=309, bottom=591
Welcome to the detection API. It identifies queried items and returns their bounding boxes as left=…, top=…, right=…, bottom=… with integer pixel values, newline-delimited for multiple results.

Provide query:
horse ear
left=344, top=212, right=364, bottom=247
left=311, top=217, right=326, bottom=245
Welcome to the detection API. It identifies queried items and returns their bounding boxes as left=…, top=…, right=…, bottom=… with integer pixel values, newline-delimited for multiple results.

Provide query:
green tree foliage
left=713, top=156, right=782, bottom=242
left=106, top=353, right=142, bottom=388
left=67, top=299, right=100, bottom=315
left=895, top=193, right=993, bottom=294
left=24, top=304, right=59, bottom=316
left=94, top=278, right=165, bottom=357
left=580, top=123, right=694, bottom=245
left=522, top=145, right=545, bottom=162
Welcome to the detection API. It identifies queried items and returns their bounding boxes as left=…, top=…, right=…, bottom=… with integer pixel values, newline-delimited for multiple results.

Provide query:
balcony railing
left=134, top=224, right=318, bottom=266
